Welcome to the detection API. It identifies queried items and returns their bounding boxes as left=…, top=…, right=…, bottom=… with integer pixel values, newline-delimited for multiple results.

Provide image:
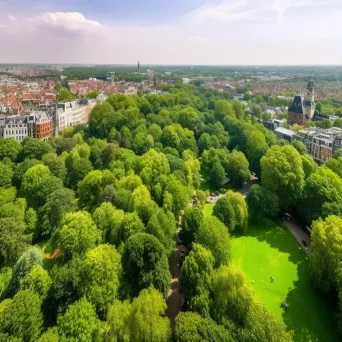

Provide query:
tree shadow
left=282, top=260, right=339, bottom=342
left=236, top=221, right=339, bottom=341
left=241, top=221, right=305, bottom=264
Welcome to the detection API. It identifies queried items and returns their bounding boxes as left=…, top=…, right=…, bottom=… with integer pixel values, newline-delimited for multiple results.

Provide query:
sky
left=0, top=0, right=341, bottom=65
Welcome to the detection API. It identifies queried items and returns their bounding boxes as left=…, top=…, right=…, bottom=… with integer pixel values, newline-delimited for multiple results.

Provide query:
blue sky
left=0, top=0, right=341, bottom=64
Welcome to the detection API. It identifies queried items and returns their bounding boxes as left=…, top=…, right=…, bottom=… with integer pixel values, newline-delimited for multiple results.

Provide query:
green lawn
left=232, top=222, right=338, bottom=342
left=203, top=203, right=214, bottom=217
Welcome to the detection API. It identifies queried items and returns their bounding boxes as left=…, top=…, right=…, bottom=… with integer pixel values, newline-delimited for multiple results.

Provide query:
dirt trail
left=167, top=227, right=184, bottom=328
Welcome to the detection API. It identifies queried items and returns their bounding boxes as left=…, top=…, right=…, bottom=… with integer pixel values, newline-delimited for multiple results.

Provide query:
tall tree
left=196, top=216, right=231, bottom=267
left=261, top=145, right=304, bottom=209
left=121, top=233, right=170, bottom=298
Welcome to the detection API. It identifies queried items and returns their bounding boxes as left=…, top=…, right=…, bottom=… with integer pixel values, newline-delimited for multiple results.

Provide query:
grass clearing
left=231, top=222, right=338, bottom=342
left=203, top=203, right=214, bottom=217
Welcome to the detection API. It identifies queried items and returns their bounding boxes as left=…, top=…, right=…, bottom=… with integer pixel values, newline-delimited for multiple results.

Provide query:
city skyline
left=0, top=0, right=341, bottom=65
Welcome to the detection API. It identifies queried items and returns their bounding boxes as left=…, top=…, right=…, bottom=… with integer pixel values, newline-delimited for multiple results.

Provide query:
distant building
left=288, top=77, right=315, bottom=126
left=55, top=99, right=96, bottom=134
left=182, top=78, right=191, bottom=84
left=275, top=127, right=297, bottom=142
left=124, top=87, right=137, bottom=96
left=0, top=111, right=53, bottom=141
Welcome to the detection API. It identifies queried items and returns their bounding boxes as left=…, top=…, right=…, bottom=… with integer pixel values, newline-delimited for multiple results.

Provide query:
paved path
left=282, top=216, right=310, bottom=255
left=166, top=227, right=184, bottom=328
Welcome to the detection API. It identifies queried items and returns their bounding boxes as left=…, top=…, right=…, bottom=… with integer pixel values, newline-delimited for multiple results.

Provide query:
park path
left=166, top=224, right=184, bottom=328
left=282, top=215, right=310, bottom=255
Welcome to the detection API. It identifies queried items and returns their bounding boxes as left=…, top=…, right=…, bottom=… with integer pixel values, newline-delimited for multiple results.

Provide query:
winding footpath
left=166, top=226, right=184, bottom=328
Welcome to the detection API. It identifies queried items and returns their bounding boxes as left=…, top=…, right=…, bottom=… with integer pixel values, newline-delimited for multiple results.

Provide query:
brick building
left=288, top=78, right=315, bottom=126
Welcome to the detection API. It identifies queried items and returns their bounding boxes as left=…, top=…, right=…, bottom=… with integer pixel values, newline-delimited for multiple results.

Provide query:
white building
left=182, top=78, right=191, bottom=84
left=124, top=87, right=137, bottom=96
left=55, top=99, right=96, bottom=134
left=0, top=115, right=30, bottom=141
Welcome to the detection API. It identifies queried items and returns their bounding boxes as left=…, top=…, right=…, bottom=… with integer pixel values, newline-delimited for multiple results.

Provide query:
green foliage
left=211, top=266, right=254, bottom=325
left=40, top=188, right=78, bottom=237
left=58, top=88, right=76, bottom=102
left=210, top=161, right=226, bottom=188
left=0, top=163, right=13, bottom=188
left=310, top=216, right=342, bottom=292
left=213, top=197, right=236, bottom=232
left=226, top=150, right=251, bottom=189
left=0, top=138, right=22, bottom=161
left=300, top=167, right=342, bottom=223
left=196, top=216, right=231, bottom=267
left=291, top=140, right=307, bottom=155
left=180, top=244, right=214, bottom=317
left=301, top=154, right=317, bottom=179
left=261, top=145, right=304, bottom=209
left=57, top=297, right=99, bottom=342
left=182, top=207, right=204, bottom=246
left=174, top=311, right=233, bottom=342
left=7, top=246, right=43, bottom=297
left=105, top=287, right=171, bottom=342
left=0, top=290, right=43, bottom=342
left=80, top=244, right=121, bottom=313
left=42, top=152, right=67, bottom=180
left=225, top=191, right=248, bottom=233
left=0, top=218, right=31, bottom=268
left=52, top=211, right=101, bottom=260
left=20, top=265, right=52, bottom=300
left=122, top=233, right=171, bottom=298
left=246, top=184, right=280, bottom=222
left=38, top=327, right=59, bottom=342
left=21, top=137, right=54, bottom=160
left=0, top=267, right=12, bottom=299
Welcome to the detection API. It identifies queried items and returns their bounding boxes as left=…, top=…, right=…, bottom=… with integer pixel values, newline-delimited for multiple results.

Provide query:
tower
left=303, top=76, right=315, bottom=120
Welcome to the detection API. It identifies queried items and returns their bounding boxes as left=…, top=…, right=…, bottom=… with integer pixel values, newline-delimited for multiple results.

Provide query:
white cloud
left=188, top=36, right=208, bottom=43
left=8, top=14, right=16, bottom=21
left=28, top=12, right=103, bottom=35
left=185, top=0, right=257, bottom=24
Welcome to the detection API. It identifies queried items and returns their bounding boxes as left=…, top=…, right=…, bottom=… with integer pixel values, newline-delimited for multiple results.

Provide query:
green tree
left=215, top=100, right=234, bottom=122
left=80, top=244, right=121, bottom=313
left=42, top=152, right=67, bottom=180
left=246, top=184, right=280, bottom=222
left=0, top=290, right=43, bottom=342
left=0, top=163, right=13, bottom=188
left=52, top=211, right=101, bottom=260
left=261, top=145, right=304, bottom=209
left=146, top=208, right=176, bottom=256
left=38, top=327, right=59, bottom=342
left=212, top=197, right=236, bottom=232
left=57, top=297, right=99, bottom=342
left=0, top=218, right=31, bottom=268
left=86, top=91, right=99, bottom=99
left=21, top=164, right=63, bottom=209
left=7, top=246, right=43, bottom=297
left=0, top=138, right=22, bottom=161
left=182, top=207, right=204, bottom=246
left=20, top=265, right=52, bottom=300
left=21, top=137, right=54, bottom=160
left=299, top=167, right=342, bottom=223
left=174, top=311, right=233, bottom=342
left=211, top=266, right=254, bottom=326
left=130, top=287, right=171, bottom=342
left=301, top=154, right=317, bottom=179
left=225, top=191, right=248, bottom=233
left=122, top=233, right=171, bottom=298
left=58, top=88, right=76, bottom=101
left=196, top=216, right=231, bottom=267
left=105, top=287, right=171, bottom=342
left=180, top=244, right=214, bottom=317
left=39, top=188, right=78, bottom=237
left=291, top=140, right=307, bottom=155
left=310, top=216, right=342, bottom=292
left=226, top=150, right=251, bottom=189
left=210, top=161, right=226, bottom=188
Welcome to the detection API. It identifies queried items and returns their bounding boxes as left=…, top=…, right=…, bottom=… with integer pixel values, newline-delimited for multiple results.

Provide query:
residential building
left=275, top=127, right=297, bottom=142
left=124, top=87, right=137, bottom=96
left=54, top=99, right=96, bottom=134
left=0, top=111, right=53, bottom=141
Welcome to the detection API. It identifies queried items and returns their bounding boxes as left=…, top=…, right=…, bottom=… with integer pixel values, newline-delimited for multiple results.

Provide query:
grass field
left=231, top=222, right=338, bottom=342
left=203, top=203, right=214, bottom=217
